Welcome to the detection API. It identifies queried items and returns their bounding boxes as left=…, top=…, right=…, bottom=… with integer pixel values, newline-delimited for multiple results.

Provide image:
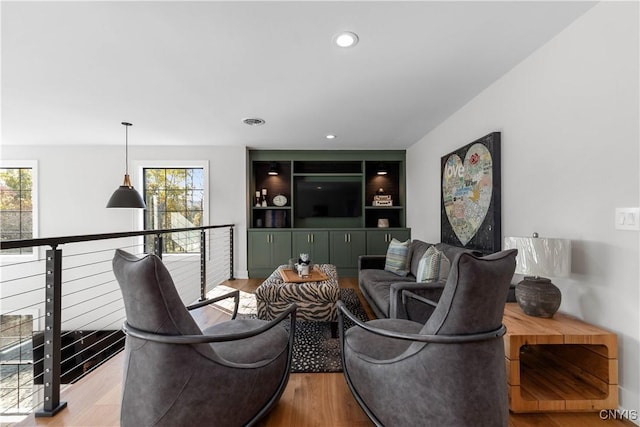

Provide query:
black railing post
left=153, top=234, right=163, bottom=259
left=229, top=226, right=235, bottom=280
left=36, top=248, right=67, bottom=417
left=200, top=229, right=207, bottom=301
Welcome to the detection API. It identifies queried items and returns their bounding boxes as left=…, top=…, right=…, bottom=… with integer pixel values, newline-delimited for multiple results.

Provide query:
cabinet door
left=330, top=230, right=366, bottom=268
left=292, top=231, right=329, bottom=264
left=309, top=231, right=330, bottom=264
left=270, top=231, right=293, bottom=267
left=348, top=231, right=367, bottom=267
left=366, top=229, right=411, bottom=255
left=248, top=231, right=292, bottom=270
left=248, top=231, right=274, bottom=269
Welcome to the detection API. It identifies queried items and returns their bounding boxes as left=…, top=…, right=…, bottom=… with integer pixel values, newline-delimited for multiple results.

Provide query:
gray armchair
left=337, top=249, right=517, bottom=427
left=112, top=249, right=296, bottom=427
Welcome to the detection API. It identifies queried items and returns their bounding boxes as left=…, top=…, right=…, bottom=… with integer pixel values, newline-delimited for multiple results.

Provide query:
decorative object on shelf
left=503, top=233, right=571, bottom=318
left=273, top=194, right=287, bottom=207
left=376, top=163, right=388, bottom=175
left=377, top=218, right=389, bottom=228
left=373, top=190, right=393, bottom=207
left=107, top=122, right=146, bottom=209
left=261, top=188, right=268, bottom=207
left=268, top=162, right=279, bottom=176
left=373, top=188, right=392, bottom=206
left=255, top=191, right=261, bottom=207
left=264, top=209, right=286, bottom=228
left=255, top=218, right=263, bottom=228
left=441, top=132, right=501, bottom=253
left=295, top=253, right=312, bottom=277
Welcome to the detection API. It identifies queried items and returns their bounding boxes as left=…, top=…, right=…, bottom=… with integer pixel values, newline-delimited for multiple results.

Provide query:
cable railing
left=0, top=224, right=234, bottom=420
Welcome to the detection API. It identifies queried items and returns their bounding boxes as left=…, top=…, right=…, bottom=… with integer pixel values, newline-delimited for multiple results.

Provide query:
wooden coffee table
left=503, top=303, right=618, bottom=413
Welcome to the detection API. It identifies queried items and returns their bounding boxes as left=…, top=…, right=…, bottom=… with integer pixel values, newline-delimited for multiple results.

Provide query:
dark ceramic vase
left=515, top=277, right=561, bottom=318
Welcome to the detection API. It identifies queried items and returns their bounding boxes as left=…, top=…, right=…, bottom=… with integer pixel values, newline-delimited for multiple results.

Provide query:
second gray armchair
left=337, top=249, right=517, bottom=427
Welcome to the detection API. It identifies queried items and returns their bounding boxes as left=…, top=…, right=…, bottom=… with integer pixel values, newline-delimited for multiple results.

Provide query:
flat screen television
left=295, top=178, right=362, bottom=218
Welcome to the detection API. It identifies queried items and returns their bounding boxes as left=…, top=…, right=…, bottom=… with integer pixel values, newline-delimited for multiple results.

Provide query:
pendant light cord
left=122, top=122, right=132, bottom=176
left=125, top=125, right=128, bottom=174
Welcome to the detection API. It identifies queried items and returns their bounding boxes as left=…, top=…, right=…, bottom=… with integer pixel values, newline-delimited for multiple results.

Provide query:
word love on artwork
left=444, top=162, right=465, bottom=178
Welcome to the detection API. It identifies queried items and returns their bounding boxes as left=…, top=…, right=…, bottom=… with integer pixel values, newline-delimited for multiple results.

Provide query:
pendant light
left=106, top=122, right=146, bottom=208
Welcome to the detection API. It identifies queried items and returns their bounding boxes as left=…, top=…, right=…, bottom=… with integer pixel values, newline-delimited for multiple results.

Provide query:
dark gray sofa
left=359, top=240, right=517, bottom=322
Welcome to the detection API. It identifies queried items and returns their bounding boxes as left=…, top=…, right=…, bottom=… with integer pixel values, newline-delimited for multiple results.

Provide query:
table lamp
left=503, top=233, right=571, bottom=318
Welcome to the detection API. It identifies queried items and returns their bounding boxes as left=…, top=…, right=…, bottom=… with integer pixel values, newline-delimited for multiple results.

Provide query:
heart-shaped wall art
left=442, top=143, right=493, bottom=246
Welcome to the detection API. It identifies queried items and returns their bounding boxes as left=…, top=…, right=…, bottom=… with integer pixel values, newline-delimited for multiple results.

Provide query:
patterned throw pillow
left=416, top=246, right=451, bottom=282
left=384, top=238, right=411, bottom=276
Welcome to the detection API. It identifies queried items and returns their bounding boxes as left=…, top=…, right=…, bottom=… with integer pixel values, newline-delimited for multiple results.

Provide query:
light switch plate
left=615, top=207, right=640, bottom=231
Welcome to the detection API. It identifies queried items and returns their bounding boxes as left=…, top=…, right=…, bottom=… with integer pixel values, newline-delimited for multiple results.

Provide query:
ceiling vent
left=242, top=117, right=266, bottom=126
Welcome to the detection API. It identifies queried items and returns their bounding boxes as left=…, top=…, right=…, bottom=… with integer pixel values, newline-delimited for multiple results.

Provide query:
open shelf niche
left=364, top=161, right=404, bottom=228
left=251, top=160, right=292, bottom=228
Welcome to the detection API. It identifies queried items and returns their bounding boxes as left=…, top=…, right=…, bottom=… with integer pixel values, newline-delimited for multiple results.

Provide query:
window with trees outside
left=0, top=163, right=37, bottom=257
left=143, top=167, right=206, bottom=254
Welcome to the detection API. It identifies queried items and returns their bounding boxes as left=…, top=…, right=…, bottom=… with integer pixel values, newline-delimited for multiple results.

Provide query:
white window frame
left=0, top=160, right=39, bottom=262
left=135, top=161, right=209, bottom=260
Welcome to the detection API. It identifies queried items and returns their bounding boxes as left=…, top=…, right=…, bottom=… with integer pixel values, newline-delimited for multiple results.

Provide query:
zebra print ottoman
left=256, top=264, right=340, bottom=323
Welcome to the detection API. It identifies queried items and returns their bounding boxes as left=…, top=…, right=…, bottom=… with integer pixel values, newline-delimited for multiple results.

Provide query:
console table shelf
left=502, top=303, right=618, bottom=413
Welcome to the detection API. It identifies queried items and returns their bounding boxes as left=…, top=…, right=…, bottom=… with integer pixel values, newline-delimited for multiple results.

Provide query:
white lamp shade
left=503, top=236, right=571, bottom=278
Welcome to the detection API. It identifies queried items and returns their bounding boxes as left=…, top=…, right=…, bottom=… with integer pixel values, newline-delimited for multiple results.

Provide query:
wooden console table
left=502, top=303, right=618, bottom=412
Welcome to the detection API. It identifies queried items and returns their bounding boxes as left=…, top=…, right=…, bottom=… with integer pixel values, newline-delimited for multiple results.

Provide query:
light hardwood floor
left=15, top=278, right=633, bottom=427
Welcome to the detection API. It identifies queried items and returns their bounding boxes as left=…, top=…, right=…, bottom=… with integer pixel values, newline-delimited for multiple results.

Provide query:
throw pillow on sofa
left=384, top=238, right=410, bottom=276
left=416, top=246, right=451, bottom=282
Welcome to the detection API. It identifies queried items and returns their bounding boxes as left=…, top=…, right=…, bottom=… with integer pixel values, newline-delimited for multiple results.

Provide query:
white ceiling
left=1, top=1, right=596, bottom=149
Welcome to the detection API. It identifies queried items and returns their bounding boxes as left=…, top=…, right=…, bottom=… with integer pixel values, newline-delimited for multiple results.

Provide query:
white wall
left=407, top=2, right=639, bottom=414
left=1, top=144, right=248, bottom=332
left=0, top=144, right=248, bottom=277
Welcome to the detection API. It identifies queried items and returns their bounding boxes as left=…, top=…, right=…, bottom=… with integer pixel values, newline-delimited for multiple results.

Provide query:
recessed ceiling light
left=334, top=31, right=359, bottom=48
left=326, top=134, right=337, bottom=139
left=242, top=117, right=266, bottom=126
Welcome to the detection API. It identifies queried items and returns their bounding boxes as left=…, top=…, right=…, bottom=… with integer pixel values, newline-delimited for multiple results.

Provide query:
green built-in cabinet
left=247, top=150, right=410, bottom=277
